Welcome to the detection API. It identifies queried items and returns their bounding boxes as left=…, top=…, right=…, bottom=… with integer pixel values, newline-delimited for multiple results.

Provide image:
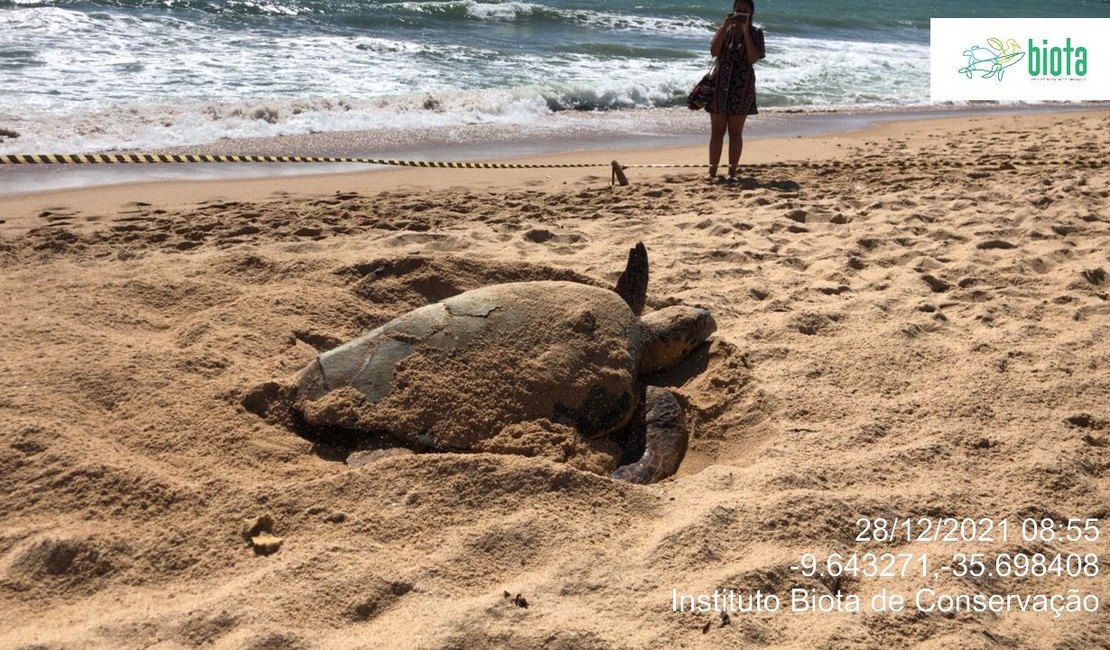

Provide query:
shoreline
left=2, top=102, right=1105, bottom=197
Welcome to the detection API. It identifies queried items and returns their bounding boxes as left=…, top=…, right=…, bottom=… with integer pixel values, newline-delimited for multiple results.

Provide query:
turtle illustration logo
left=958, top=37, right=1025, bottom=80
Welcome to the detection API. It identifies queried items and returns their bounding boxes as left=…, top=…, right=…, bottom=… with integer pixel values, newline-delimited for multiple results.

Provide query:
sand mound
left=1, top=111, right=1108, bottom=648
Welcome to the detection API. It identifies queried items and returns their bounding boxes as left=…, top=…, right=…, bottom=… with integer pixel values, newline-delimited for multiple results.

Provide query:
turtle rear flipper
left=615, top=242, right=648, bottom=316
left=611, top=386, right=687, bottom=484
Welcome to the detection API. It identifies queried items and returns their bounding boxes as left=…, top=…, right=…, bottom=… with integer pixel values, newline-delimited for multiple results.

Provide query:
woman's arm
left=710, top=20, right=733, bottom=58
left=740, top=20, right=760, bottom=63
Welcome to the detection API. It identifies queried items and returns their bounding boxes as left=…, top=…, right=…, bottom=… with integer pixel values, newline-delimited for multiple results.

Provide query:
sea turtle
left=267, top=243, right=715, bottom=484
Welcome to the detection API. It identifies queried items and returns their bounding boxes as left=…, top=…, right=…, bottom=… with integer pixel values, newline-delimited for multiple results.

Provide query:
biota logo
left=1028, top=38, right=1087, bottom=77
left=932, top=19, right=1107, bottom=101
left=959, top=36, right=1088, bottom=81
left=959, top=38, right=1025, bottom=80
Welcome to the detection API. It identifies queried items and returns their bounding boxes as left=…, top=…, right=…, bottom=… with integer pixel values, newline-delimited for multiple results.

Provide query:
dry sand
left=1, top=110, right=1108, bottom=649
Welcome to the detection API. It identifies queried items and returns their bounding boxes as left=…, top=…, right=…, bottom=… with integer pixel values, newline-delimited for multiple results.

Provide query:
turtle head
left=638, top=306, right=717, bottom=375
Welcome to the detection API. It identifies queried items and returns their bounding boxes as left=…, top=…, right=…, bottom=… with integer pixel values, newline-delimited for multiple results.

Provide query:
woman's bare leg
left=708, top=113, right=727, bottom=178
left=726, top=114, right=748, bottom=177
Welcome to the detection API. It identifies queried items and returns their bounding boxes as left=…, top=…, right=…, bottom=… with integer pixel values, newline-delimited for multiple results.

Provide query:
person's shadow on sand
left=735, top=177, right=800, bottom=191
left=701, top=176, right=800, bottom=191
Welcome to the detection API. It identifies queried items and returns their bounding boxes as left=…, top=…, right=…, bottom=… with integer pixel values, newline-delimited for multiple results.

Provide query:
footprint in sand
left=920, top=274, right=951, bottom=293
left=38, top=209, right=77, bottom=224
left=789, top=312, right=843, bottom=335
left=425, top=236, right=473, bottom=252
left=4, top=534, right=119, bottom=593
left=814, top=283, right=851, bottom=296
left=383, top=232, right=449, bottom=247
left=1081, top=268, right=1106, bottom=286
left=976, top=239, right=1017, bottom=250
left=521, top=228, right=585, bottom=246
left=522, top=228, right=555, bottom=243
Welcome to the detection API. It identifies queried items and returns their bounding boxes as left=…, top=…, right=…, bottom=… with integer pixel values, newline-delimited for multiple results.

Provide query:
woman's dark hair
left=732, top=0, right=754, bottom=13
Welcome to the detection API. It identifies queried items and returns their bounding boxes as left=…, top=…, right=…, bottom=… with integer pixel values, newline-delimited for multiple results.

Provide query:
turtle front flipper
left=615, top=242, right=648, bottom=316
left=611, top=386, right=687, bottom=484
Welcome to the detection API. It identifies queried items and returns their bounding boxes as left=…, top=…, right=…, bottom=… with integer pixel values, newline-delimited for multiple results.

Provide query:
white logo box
left=930, top=18, right=1110, bottom=101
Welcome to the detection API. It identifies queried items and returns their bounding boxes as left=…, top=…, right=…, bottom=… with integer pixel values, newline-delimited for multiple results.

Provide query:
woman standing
left=707, top=0, right=765, bottom=183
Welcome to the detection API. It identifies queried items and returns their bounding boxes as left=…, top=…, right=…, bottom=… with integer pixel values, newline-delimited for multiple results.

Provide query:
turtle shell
left=292, top=281, right=642, bottom=451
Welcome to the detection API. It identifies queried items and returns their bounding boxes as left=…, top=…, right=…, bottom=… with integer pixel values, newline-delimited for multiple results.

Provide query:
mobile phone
left=728, top=12, right=749, bottom=22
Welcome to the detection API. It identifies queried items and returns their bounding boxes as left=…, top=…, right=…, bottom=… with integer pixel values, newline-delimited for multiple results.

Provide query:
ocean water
left=1, top=0, right=1107, bottom=154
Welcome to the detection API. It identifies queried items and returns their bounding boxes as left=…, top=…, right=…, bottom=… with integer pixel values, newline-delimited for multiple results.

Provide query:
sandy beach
left=1, top=109, right=1108, bottom=648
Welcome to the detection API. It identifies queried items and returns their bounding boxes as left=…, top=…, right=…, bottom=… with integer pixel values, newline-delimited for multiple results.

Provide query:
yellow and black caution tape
left=0, top=153, right=606, bottom=168
left=0, top=152, right=1104, bottom=171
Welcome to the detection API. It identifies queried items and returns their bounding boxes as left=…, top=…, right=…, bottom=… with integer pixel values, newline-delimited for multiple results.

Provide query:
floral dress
left=706, top=25, right=766, bottom=116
